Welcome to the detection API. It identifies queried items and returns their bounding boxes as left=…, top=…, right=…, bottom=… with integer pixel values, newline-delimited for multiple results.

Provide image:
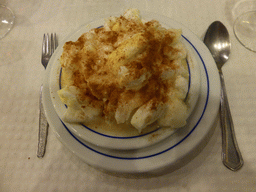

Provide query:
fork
left=37, top=33, right=58, bottom=158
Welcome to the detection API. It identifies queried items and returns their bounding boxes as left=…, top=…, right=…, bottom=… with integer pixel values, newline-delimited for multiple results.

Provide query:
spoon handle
left=219, top=71, right=244, bottom=171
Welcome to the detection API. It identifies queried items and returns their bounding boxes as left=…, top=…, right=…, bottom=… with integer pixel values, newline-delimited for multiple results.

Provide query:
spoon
left=204, top=21, right=243, bottom=171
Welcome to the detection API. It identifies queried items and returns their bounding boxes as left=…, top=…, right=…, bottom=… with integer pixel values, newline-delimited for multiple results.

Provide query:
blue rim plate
left=43, top=11, right=220, bottom=173
left=48, top=13, right=201, bottom=150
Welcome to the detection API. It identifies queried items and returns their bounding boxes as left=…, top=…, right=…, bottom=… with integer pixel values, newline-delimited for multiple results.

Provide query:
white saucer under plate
left=42, top=12, right=220, bottom=173
left=49, top=13, right=201, bottom=150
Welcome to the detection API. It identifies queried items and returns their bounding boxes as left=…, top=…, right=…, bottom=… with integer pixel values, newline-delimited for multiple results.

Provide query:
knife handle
left=37, top=85, right=49, bottom=158
left=219, top=71, right=243, bottom=171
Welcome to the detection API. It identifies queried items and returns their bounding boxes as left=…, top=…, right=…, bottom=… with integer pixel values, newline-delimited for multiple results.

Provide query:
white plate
left=49, top=14, right=201, bottom=150
left=43, top=12, right=220, bottom=173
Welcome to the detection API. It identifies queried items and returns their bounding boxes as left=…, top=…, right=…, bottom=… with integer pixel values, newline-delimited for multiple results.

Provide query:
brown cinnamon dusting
left=60, top=12, right=182, bottom=122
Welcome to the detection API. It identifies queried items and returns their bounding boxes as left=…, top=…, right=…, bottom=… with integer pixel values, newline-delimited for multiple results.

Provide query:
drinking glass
left=233, top=1, right=256, bottom=52
left=0, top=4, right=15, bottom=39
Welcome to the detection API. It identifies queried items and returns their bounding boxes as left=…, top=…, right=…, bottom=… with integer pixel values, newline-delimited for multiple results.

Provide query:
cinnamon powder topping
left=58, top=9, right=189, bottom=132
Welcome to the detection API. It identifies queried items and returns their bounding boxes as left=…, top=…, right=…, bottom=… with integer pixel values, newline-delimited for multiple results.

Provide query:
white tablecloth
left=1, top=0, right=256, bottom=191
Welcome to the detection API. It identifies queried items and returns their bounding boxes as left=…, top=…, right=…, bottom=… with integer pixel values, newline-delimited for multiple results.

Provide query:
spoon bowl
left=203, top=21, right=243, bottom=171
left=204, top=21, right=231, bottom=69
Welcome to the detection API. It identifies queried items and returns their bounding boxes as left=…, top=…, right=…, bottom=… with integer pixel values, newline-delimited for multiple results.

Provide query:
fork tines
left=41, top=33, right=58, bottom=69
left=43, top=33, right=58, bottom=54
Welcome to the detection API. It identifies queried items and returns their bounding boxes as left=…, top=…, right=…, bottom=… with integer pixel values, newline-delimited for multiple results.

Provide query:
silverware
left=37, top=33, right=58, bottom=158
left=204, top=21, right=243, bottom=171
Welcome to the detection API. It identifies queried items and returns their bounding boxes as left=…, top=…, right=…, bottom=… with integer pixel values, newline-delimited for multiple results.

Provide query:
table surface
left=1, top=0, right=256, bottom=191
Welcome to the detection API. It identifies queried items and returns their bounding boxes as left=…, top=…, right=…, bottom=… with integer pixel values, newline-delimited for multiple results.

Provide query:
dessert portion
left=58, top=9, right=190, bottom=133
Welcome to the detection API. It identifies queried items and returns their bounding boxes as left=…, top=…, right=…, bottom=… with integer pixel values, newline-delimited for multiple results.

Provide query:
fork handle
left=219, top=71, right=243, bottom=171
left=37, top=84, right=49, bottom=158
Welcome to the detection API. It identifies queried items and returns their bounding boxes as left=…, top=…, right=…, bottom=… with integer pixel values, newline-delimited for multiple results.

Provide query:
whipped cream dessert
left=58, top=9, right=189, bottom=133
